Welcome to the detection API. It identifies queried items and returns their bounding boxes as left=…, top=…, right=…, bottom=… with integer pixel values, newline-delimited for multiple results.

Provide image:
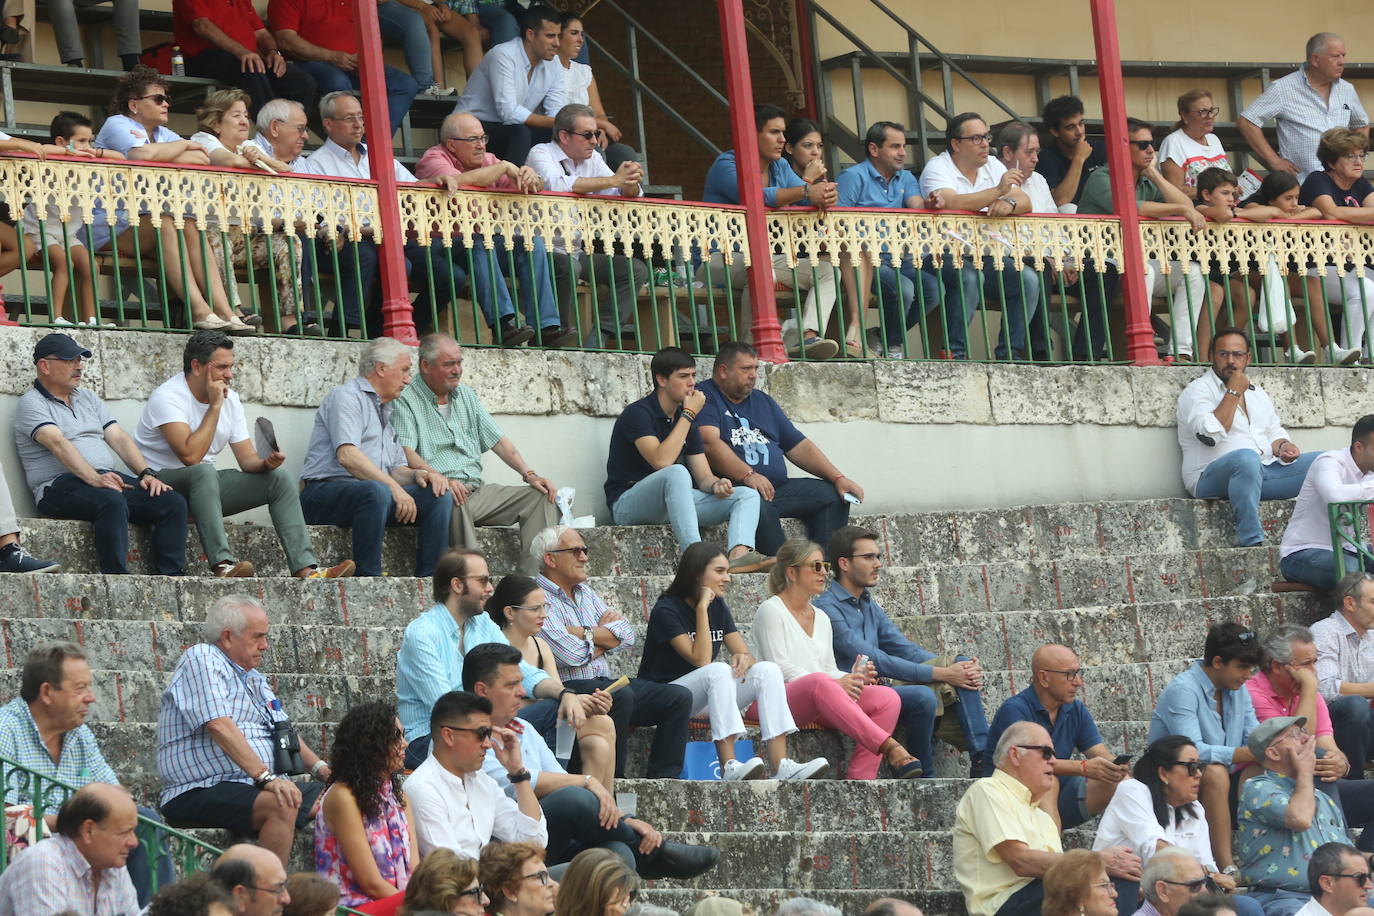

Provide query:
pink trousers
left=785, top=672, right=900, bottom=779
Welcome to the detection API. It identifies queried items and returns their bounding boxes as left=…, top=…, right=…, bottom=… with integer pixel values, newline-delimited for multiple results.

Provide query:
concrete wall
left=3, top=329, right=1368, bottom=526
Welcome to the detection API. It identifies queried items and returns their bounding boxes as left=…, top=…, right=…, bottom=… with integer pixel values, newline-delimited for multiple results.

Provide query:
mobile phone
left=842, top=492, right=861, bottom=505
left=605, top=675, right=631, bottom=694
left=1113, top=754, right=1132, bottom=766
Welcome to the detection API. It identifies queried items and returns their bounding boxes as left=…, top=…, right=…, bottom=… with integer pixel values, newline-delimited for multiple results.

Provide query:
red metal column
left=793, top=0, right=819, bottom=120
left=1088, top=0, right=1156, bottom=365
left=355, top=0, right=417, bottom=345
left=719, top=0, right=785, bottom=363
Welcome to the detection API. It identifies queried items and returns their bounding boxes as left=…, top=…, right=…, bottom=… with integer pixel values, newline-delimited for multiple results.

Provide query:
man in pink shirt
left=416, top=111, right=573, bottom=348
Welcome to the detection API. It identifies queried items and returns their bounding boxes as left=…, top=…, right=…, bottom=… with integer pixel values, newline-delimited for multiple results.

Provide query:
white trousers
left=1144, top=258, right=1208, bottom=356
left=1307, top=265, right=1374, bottom=352
left=670, top=660, right=797, bottom=742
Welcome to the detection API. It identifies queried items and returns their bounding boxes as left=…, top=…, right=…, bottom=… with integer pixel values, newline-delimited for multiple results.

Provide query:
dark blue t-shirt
left=985, top=685, right=1104, bottom=774
left=604, top=392, right=703, bottom=507
left=695, top=378, right=806, bottom=487
left=637, top=594, right=738, bottom=684
left=1299, top=170, right=1374, bottom=209
left=1035, top=137, right=1107, bottom=206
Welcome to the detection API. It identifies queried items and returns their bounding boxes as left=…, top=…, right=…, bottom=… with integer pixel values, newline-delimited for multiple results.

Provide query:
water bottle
left=171, top=46, right=185, bottom=77
left=852, top=654, right=869, bottom=676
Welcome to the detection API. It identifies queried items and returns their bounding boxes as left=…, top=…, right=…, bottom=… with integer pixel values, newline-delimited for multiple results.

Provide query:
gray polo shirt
left=301, top=376, right=407, bottom=482
left=12, top=381, right=119, bottom=501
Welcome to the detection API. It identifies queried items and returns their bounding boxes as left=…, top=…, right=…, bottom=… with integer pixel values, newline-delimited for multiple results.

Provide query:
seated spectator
left=455, top=4, right=565, bottom=164
left=173, top=0, right=316, bottom=115
left=920, top=112, right=1039, bottom=361
left=396, top=548, right=583, bottom=768
left=95, top=67, right=249, bottom=334
left=1148, top=621, right=1264, bottom=872
left=0, top=449, right=56, bottom=573
left=135, top=331, right=354, bottom=579
left=1041, top=849, right=1117, bottom=916
left=637, top=542, right=828, bottom=781
left=557, top=14, right=636, bottom=172
left=779, top=118, right=846, bottom=355
left=14, top=333, right=189, bottom=575
left=393, top=335, right=561, bottom=570
left=376, top=0, right=479, bottom=98
left=775, top=901, right=841, bottom=916
left=1159, top=90, right=1230, bottom=199
left=403, top=691, right=548, bottom=859
left=1237, top=717, right=1351, bottom=916
left=479, top=842, right=556, bottom=916
left=535, top=525, right=694, bottom=779
left=1181, top=897, right=1239, bottom=916
left=488, top=575, right=618, bottom=785
left=1037, top=95, right=1107, bottom=209
left=269, top=0, right=418, bottom=137
left=554, top=849, right=637, bottom=916
left=1312, top=573, right=1374, bottom=778
left=750, top=537, right=923, bottom=779
left=702, top=103, right=839, bottom=360
left=299, top=337, right=454, bottom=577
left=0, top=642, right=174, bottom=905
left=316, top=701, right=415, bottom=907
left=251, top=99, right=311, bottom=170
left=294, top=92, right=472, bottom=336
left=146, top=872, right=236, bottom=916
left=464, top=642, right=719, bottom=878
left=526, top=103, right=650, bottom=349
left=697, top=342, right=858, bottom=558
left=0, top=784, right=139, bottom=916
left=1280, top=415, right=1374, bottom=589
left=415, top=116, right=570, bottom=348
left=283, top=874, right=340, bottom=916
left=986, top=643, right=1128, bottom=828
left=1126, top=848, right=1213, bottom=916
left=1178, top=328, right=1317, bottom=548
left=210, top=843, right=291, bottom=916
left=817, top=525, right=989, bottom=778
left=158, top=595, right=333, bottom=866
left=1299, top=842, right=1371, bottom=916
left=953, top=721, right=1140, bottom=916
left=834, top=120, right=942, bottom=360
left=400, top=849, right=487, bottom=915
left=455, top=0, right=518, bottom=47
left=863, top=901, right=922, bottom=916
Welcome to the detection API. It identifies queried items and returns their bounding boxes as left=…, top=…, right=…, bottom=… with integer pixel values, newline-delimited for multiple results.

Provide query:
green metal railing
left=1329, top=500, right=1374, bottom=580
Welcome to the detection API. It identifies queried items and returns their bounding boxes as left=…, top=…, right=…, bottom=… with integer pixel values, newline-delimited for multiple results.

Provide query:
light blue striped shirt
left=0, top=698, right=119, bottom=805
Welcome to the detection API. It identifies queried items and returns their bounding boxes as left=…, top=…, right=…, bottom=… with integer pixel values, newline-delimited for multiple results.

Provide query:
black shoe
left=969, top=752, right=988, bottom=779
left=538, top=325, right=578, bottom=348
left=0, top=543, right=60, bottom=573
left=494, top=318, right=535, bottom=347
left=637, top=841, right=719, bottom=881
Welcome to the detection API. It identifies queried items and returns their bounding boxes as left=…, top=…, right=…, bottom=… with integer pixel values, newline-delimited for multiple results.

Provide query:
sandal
left=845, top=338, right=864, bottom=357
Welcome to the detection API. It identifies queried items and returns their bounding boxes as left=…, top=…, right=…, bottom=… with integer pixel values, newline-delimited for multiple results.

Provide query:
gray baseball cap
left=1247, top=716, right=1307, bottom=761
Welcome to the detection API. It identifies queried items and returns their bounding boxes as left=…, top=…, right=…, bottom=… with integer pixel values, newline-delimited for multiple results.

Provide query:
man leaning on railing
left=1279, top=414, right=1374, bottom=590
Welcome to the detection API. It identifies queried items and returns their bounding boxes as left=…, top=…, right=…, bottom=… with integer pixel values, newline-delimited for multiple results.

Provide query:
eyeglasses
left=956, top=133, right=992, bottom=145
left=520, top=869, right=552, bottom=886
left=1342, top=153, right=1367, bottom=163
left=440, top=724, right=493, bottom=741
left=796, top=560, right=832, bottom=573
left=1015, top=744, right=1056, bottom=760
left=140, top=93, right=170, bottom=106
left=563, top=129, right=603, bottom=142
left=273, top=120, right=310, bottom=136
left=1330, top=872, right=1373, bottom=888
left=458, top=885, right=484, bottom=900
left=512, top=603, right=547, bottom=613
left=252, top=882, right=289, bottom=897
left=1189, top=107, right=1221, bottom=118
left=547, top=546, right=590, bottom=557
left=1043, top=668, right=1085, bottom=681
left=1214, top=349, right=1248, bottom=359
left=1129, top=139, right=1155, bottom=150
left=850, top=552, right=884, bottom=561
left=450, top=134, right=490, bottom=144
left=1090, top=880, right=1116, bottom=890
left=1160, top=877, right=1210, bottom=894
left=1168, top=760, right=1205, bottom=776
left=331, top=114, right=365, bottom=124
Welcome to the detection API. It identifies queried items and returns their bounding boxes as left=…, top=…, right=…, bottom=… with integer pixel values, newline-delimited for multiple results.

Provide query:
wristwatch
left=1222, top=865, right=1240, bottom=878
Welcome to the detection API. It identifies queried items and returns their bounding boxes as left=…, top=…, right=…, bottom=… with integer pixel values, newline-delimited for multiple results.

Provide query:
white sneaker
left=1286, top=344, right=1316, bottom=365
left=1328, top=342, right=1362, bottom=366
left=775, top=757, right=829, bottom=781
left=721, top=757, right=766, bottom=781
left=50, top=316, right=73, bottom=326
left=884, top=346, right=905, bottom=360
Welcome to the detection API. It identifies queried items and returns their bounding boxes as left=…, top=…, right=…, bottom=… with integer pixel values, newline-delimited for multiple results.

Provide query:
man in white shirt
left=1312, top=573, right=1374, bottom=778
left=134, top=331, right=353, bottom=580
left=401, top=689, right=547, bottom=859
left=526, top=103, right=649, bottom=347
left=992, top=120, right=1059, bottom=362
left=1177, top=328, right=1316, bottom=548
left=250, top=99, right=308, bottom=170
left=1295, top=842, right=1370, bottom=916
left=1279, top=414, right=1374, bottom=589
left=920, top=112, right=1037, bottom=361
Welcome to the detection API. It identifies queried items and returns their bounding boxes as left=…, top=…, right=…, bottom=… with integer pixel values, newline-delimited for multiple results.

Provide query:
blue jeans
left=37, top=472, right=188, bottom=575
left=1330, top=694, right=1374, bottom=777
left=755, top=477, right=850, bottom=557
left=479, top=3, right=520, bottom=44
left=1334, top=777, right=1374, bottom=849
left=293, top=60, right=419, bottom=137
left=1280, top=547, right=1374, bottom=591
left=299, top=478, right=453, bottom=576
left=993, top=879, right=1044, bottom=916
left=505, top=235, right=559, bottom=330
left=1194, top=450, right=1319, bottom=546
left=892, top=657, right=990, bottom=778
left=376, top=0, right=434, bottom=88
left=937, top=254, right=1039, bottom=358
left=611, top=464, right=761, bottom=552
left=1247, top=887, right=1312, bottom=916
left=130, top=805, right=176, bottom=906
left=540, top=786, right=640, bottom=868
left=460, top=236, right=516, bottom=328
left=875, top=254, right=942, bottom=348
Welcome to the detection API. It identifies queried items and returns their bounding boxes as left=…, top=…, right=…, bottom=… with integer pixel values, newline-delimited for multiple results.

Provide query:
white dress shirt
left=1280, top=447, right=1374, bottom=557
left=918, top=150, right=1007, bottom=206
left=1293, top=897, right=1335, bottom=916
left=1311, top=611, right=1374, bottom=702
left=1091, top=778, right=1217, bottom=870
left=749, top=595, right=846, bottom=682
left=1176, top=369, right=1290, bottom=495
left=525, top=141, right=620, bottom=253
left=0, top=834, right=138, bottom=916
left=481, top=716, right=562, bottom=793
left=401, top=754, right=546, bottom=859
left=455, top=36, right=566, bottom=127
left=295, top=138, right=418, bottom=183
left=1021, top=170, right=1058, bottom=215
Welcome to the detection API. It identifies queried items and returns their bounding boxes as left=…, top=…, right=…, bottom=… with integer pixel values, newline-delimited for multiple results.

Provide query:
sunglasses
left=1160, top=877, right=1211, bottom=894
left=441, top=724, right=493, bottom=741
left=547, top=546, right=590, bottom=557
left=1330, top=872, right=1374, bottom=888
left=1016, top=744, right=1056, bottom=760
left=1129, top=139, right=1155, bottom=150
left=141, top=93, right=170, bottom=106
left=1168, top=760, right=1205, bottom=776
left=564, top=129, right=603, bottom=142
left=792, top=560, right=831, bottom=573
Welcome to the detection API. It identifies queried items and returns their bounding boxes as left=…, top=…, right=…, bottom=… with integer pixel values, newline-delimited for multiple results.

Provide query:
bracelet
left=680, top=408, right=697, bottom=422
left=508, top=769, right=532, bottom=784
left=137, top=467, right=156, bottom=480
left=523, top=469, right=538, bottom=479
left=559, top=688, right=575, bottom=700
left=1080, top=759, right=1088, bottom=776
left=310, top=760, right=329, bottom=780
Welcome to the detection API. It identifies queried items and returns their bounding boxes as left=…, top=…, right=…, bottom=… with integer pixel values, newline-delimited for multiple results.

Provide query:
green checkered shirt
left=0, top=697, right=119, bottom=804
left=392, top=382, right=504, bottom=486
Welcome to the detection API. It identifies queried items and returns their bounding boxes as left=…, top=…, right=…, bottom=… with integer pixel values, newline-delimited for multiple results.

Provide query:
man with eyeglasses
left=816, top=525, right=989, bottom=778
left=1279, top=415, right=1374, bottom=590
left=534, top=525, right=694, bottom=778
left=397, top=548, right=598, bottom=769
left=403, top=690, right=548, bottom=860
left=249, top=99, right=310, bottom=170
left=919, top=112, right=1039, bottom=361
left=1180, top=328, right=1321, bottom=550
left=1297, top=842, right=1371, bottom=916
left=986, top=643, right=1128, bottom=829
left=209, top=844, right=291, bottom=916
left=1312, top=572, right=1374, bottom=778
left=1236, top=717, right=1351, bottom=916
left=1136, top=848, right=1223, bottom=916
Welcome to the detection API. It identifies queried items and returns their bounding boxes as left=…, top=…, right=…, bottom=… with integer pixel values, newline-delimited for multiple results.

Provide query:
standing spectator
left=1159, top=91, right=1230, bottom=199
left=173, top=0, right=316, bottom=115
left=557, top=14, right=636, bottom=171
left=1312, top=573, right=1374, bottom=778
left=1239, top=33, right=1369, bottom=181
left=1280, top=415, right=1374, bottom=590
left=0, top=461, right=56, bottom=573
left=455, top=4, right=565, bottom=165
left=14, top=333, right=189, bottom=576
left=269, top=0, right=419, bottom=138
left=1037, top=95, right=1107, bottom=209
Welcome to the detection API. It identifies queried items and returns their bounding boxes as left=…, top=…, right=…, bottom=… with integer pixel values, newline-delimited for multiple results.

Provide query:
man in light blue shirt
left=455, top=5, right=565, bottom=166
left=1148, top=621, right=1264, bottom=873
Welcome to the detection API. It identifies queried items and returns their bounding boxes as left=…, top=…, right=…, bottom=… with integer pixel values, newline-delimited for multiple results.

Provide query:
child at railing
left=1186, top=168, right=1253, bottom=361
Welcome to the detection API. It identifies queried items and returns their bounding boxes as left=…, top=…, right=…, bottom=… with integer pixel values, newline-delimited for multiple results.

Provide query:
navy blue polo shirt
left=604, top=392, right=703, bottom=507
left=695, top=379, right=806, bottom=488
left=986, top=685, right=1104, bottom=762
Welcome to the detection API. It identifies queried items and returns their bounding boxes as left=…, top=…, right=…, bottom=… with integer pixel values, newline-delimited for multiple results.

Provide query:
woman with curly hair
left=1043, top=849, right=1118, bottom=916
left=315, top=701, right=417, bottom=907
left=480, top=841, right=555, bottom=916
left=553, top=848, right=637, bottom=916
left=400, top=849, right=487, bottom=916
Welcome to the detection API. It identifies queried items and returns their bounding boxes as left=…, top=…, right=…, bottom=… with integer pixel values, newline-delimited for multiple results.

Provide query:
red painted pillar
left=1089, top=0, right=1156, bottom=365
left=355, top=0, right=417, bottom=345
left=793, top=0, right=819, bottom=120
left=719, top=0, right=785, bottom=363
